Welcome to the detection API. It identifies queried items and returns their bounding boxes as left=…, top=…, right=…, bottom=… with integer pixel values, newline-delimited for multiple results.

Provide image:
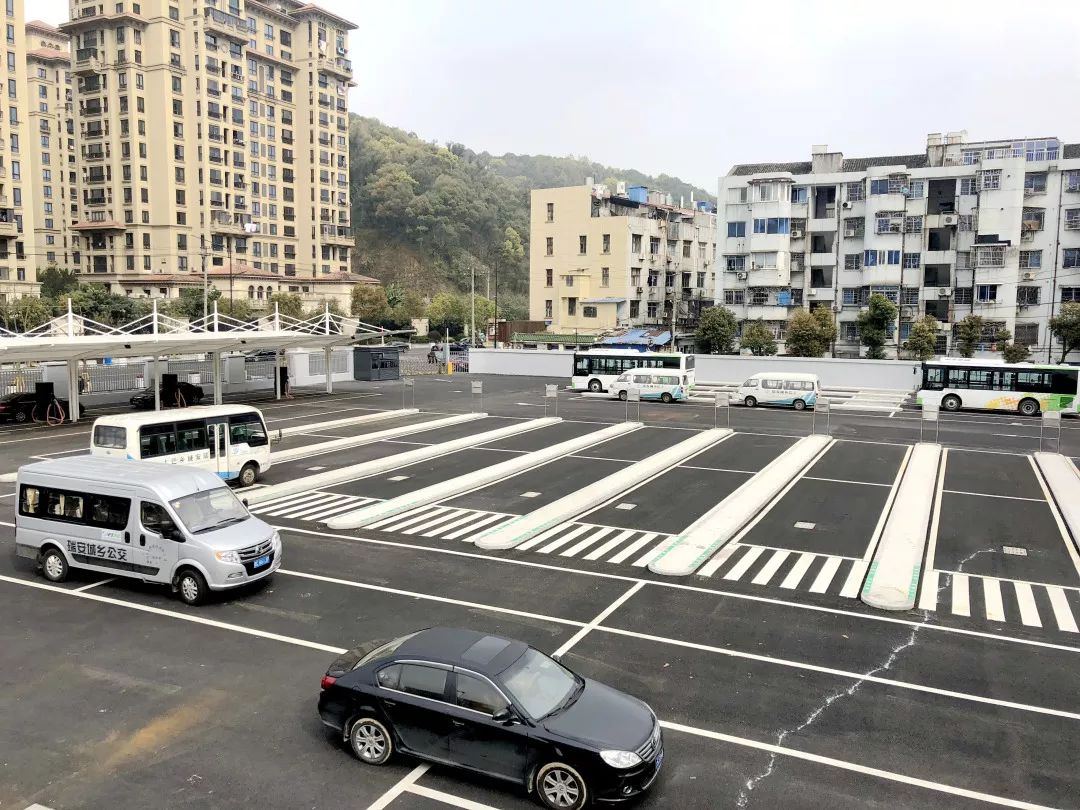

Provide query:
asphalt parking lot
left=2, top=376, right=1079, bottom=810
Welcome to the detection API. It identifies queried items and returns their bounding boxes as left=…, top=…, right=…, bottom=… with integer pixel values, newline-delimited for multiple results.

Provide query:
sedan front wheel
left=349, top=716, right=393, bottom=765
left=536, top=762, right=587, bottom=810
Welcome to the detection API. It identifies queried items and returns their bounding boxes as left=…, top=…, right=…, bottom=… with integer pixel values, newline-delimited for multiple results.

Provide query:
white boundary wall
left=469, top=349, right=921, bottom=390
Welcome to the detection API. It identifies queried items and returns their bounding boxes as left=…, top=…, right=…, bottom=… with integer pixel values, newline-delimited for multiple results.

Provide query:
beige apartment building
left=58, top=0, right=360, bottom=312
left=529, top=182, right=717, bottom=339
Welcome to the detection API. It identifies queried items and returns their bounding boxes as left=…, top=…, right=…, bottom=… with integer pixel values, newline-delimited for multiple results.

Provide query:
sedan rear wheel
left=536, top=762, right=587, bottom=810
left=349, top=717, right=393, bottom=765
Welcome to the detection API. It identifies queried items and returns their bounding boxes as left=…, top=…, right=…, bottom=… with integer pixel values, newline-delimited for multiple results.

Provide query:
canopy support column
left=212, top=351, right=223, bottom=405
left=66, top=358, right=80, bottom=422
left=325, top=346, right=333, bottom=394
left=153, top=357, right=161, bottom=411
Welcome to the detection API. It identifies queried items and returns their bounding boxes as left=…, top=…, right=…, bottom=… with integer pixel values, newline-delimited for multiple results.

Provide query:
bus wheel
left=661, top=392, right=673, bottom=404
left=941, top=395, right=962, bottom=412
left=618, top=390, right=628, bottom=401
left=588, top=379, right=603, bottom=393
left=1019, top=398, right=1040, bottom=417
left=239, top=463, right=259, bottom=487
left=39, top=546, right=69, bottom=582
left=793, top=399, right=806, bottom=411
left=744, top=396, right=757, bottom=408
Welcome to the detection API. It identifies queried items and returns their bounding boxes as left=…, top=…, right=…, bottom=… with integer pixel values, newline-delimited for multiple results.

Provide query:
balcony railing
left=75, top=47, right=98, bottom=63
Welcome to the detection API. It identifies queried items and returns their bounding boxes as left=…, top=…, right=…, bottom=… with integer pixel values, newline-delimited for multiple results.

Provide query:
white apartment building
left=718, top=133, right=1080, bottom=360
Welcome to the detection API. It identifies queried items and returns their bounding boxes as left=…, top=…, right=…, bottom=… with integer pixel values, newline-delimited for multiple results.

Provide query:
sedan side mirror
left=242, top=498, right=249, bottom=508
left=492, top=707, right=515, bottom=725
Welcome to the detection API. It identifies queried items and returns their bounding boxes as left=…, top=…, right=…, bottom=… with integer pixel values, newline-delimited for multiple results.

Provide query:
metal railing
left=307, top=350, right=348, bottom=376
left=83, top=364, right=143, bottom=392
left=0, top=366, right=43, bottom=393
left=245, top=360, right=275, bottom=380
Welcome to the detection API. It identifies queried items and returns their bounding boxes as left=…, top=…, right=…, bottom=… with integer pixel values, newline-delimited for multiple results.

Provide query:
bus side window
left=229, top=413, right=268, bottom=447
left=924, top=367, right=944, bottom=390
left=176, top=420, right=208, bottom=453
left=140, top=424, right=177, bottom=458
left=947, top=369, right=967, bottom=388
left=574, top=357, right=589, bottom=375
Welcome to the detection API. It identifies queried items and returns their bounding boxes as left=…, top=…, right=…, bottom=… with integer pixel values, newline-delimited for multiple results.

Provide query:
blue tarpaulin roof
left=598, top=328, right=672, bottom=347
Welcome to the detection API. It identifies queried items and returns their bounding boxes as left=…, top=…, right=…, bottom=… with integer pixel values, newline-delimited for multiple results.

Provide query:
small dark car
left=318, top=627, right=662, bottom=809
left=130, top=381, right=205, bottom=409
left=0, top=392, right=76, bottom=423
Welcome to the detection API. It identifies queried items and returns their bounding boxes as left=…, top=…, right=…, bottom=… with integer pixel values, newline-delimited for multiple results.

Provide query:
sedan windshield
left=498, top=648, right=578, bottom=719
left=170, top=487, right=249, bottom=534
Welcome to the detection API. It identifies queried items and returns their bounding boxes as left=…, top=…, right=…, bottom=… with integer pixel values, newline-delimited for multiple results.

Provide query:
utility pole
left=493, top=251, right=499, bottom=348
left=201, top=235, right=209, bottom=320
left=470, top=262, right=475, bottom=345
left=227, top=235, right=234, bottom=309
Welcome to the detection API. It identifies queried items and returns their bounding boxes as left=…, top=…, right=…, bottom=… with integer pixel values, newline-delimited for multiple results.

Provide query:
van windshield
left=170, top=487, right=249, bottom=534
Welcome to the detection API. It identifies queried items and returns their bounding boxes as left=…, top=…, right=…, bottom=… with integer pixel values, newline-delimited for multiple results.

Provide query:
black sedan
left=0, top=392, right=76, bottom=423
left=130, top=381, right=205, bottom=409
left=318, top=627, right=662, bottom=809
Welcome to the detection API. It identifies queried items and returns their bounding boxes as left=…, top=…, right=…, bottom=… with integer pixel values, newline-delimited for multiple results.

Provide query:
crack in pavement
left=735, top=547, right=997, bottom=807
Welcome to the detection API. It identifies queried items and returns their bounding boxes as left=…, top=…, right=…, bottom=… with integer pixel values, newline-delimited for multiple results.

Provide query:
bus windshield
left=170, top=487, right=249, bottom=534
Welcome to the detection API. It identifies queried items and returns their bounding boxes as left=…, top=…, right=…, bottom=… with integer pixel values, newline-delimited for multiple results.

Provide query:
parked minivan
left=736, top=372, right=820, bottom=410
left=14, top=456, right=281, bottom=605
left=609, top=368, right=690, bottom=404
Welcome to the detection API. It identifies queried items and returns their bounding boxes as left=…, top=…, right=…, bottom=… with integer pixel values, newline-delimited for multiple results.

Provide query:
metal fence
left=307, top=350, right=349, bottom=376
left=245, top=360, right=276, bottom=381
left=0, top=366, right=43, bottom=393
left=84, top=364, right=144, bottom=393
left=166, top=359, right=215, bottom=384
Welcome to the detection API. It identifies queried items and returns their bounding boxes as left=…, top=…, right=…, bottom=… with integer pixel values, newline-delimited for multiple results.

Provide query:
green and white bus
left=917, top=360, right=1079, bottom=416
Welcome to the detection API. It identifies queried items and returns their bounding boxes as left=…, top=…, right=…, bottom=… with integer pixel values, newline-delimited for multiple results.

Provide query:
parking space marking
left=840, top=561, right=870, bottom=598
left=809, top=557, right=843, bottom=593
left=803, top=476, right=892, bottom=488
left=553, top=581, right=644, bottom=658
left=722, top=546, right=765, bottom=580
left=951, top=574, right=971, bottom=617
left=73, top=577, right=114, bottom=592
left=927, top=571, right=1080, bottom=632
left=250, top=492, right=375, bottom=521
left=917, top=449, right=949, bottom=612
left=368, top=764, right=429, bottom=810
left=1013, top=581, right=1041, bottom=628
left=403, top=784, right=501, bottom=810
left=862, top=444, right=914, bottom=563
left=983, top=578, right=1006, bottom=622
left=1047, top=587, right=1080, bottom=632
left=751, top=549, right=790, bottom=585
left=942, top=489, right=1046, bottom=503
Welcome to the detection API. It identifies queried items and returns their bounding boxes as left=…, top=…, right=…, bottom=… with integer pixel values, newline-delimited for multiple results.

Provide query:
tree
left=0, top=296, right=52, bottom=332
left=785, top=308, right=836, bottom=357
left=38, top=267, right=78, bottom=299
left=166, top=287, right=221, bottom=320
left=425, top=291, right=468, bottom=335
left=1002, top=341, right=1031, bottom=363
left=857, top=294, right=898, bottom=359
left=954, top=314, right=985, bottom=358
left=904, top=315, right=939, bottom=360
left=351, top=284, right=389, bottom=323
left=740, top=319, right=778, bottom=356
left=694, top=306, right=738, bottom=353
left=500, top=225, right=525, bottom=268
left=68, top=283, right=151, bottom=326
left=1050, top=301, right=1080, bottom=362
left=269, top=292, right=305, bottom=320
left=217, top=297, right=255, bottom=321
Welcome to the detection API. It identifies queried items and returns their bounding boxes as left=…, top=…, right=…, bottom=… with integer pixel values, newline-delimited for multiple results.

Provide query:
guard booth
left=353, top=346, right=401, bottom=381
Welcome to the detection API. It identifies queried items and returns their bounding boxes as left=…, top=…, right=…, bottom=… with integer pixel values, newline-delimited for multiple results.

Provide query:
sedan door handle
left=383, top=700, right=397, bottom=708
left=451, top=720, right=465, bottom=727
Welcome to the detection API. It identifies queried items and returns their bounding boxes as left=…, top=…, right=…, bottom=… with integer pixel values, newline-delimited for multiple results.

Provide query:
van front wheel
left=177, top=569, right=209, bottom=606
left=618, top=390, right=628, bottom=401
left=238, top=462, right=258, bottom=488
left=793, top=399, right=806, bottom=411
left=744, top=396, right=757, bottom=408
left=40, top=547, right=69, bottom=582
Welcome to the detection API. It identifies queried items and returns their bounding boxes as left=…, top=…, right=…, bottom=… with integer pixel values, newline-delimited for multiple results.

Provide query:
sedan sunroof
left=461, top=635, right=511, bottom=665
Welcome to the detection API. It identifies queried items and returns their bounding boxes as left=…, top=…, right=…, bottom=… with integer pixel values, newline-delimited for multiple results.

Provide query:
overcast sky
left=33, top=0, right=1080, bottom=190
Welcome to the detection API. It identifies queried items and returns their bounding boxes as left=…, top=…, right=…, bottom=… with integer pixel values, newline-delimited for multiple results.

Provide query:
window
left=175, top=421, right=208, bottom=452
left=791, top=186, right=808, bottom=204
left=650, top=237, right=660, bottom=255
left=1061, top=287, right=1080, bottom=303
left=564, top=274, right=574, bottom=288
left=582, top=306, right=597, bottom=318
left=544, top=300, right=552, bottom=319
left=724, top=290, right=744, bottom=305
left=1016, top=286, right=1040, bottom=306
left=903, top=253, right=921, bottom=269
left=567, top=298, right=576, bottom=316
left=844, top=253, right=862, bottom=270
left=139, top=424, right=177, bottom=458
left=455, top=672, right=506, bottom=714
left=140, top=502, right=176, bottom=536
left=1024, top=173, right=1047, bottom=194
left=954, top=287, right=973, bottom=305
left=841, top=322, right=859, bottom=342
left=629, top=300, right=640, bottom=318
left=727, top=186, right=748, bottom=203
left=904, top=216, right=923, bottom=233
left=886, top=250, right=900, bottom=265
left=93, top=425, right=127, bottom=449
left=228, top=412, right=268, bottom=447
left=397, top=664, right=447, bottom=700
left=1065, top=209, right=1080, bottom=230
left=682, top=241, right=691, bottom=258
left=752, top=217, right=790, bottom=235
left=869, top=179, right=890, bottom=195
left=901, top=287, right=920, bottom=305
left=1015, top=323, right=1038, bottom=346
left=979, top=169, right=1001, bottom=190
left=725, top=256, right=745, bottom=272
left=975, top=245, right=1005, bottom=267
left=863, top=250, right=878, bottom=267
left=545, top=268, right=552, bottom=287
left=750, top=252, right=777, bottom=270
left=846, top=182, right=864, bottom=201
left=842, top=287, right=858, bottom=305
left=976, top=284, right=998, bottom=302
left=753, top=182, right=779, bottom=202
left=1064, top=249, right=1080, bottom=269
left=601, top=268, right=609, bottom=287
left=578, top=235, right=587, bottom=254
left=630, top=268, right=641, bottom=286
left=647, top=302, right=658, bottom=318
left=727, top=221, right=746, bottom=238
left=545, top=237, right=553, bottom=256
left=1019, top=250, right=1041, bottom=269
left=959, top=177, right=978, bottom=195
left=1022, top=208, right=1045, bottom=231
left=602, top=234, right=610, bottom=254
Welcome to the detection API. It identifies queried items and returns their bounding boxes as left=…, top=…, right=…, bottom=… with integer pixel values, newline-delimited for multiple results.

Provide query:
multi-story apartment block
left=530, top=182, right=717, bottom=340
left=26, top=20, right=76, bottom=280
left=59, top=0, right=358, bottom=311
left=719, top=133, right=1080, bottom=360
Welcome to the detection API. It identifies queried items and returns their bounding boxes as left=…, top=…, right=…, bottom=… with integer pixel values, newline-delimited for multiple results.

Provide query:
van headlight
left=600, top=750, right=642, bottom=769
left=215, top=550, right=241, bottom=564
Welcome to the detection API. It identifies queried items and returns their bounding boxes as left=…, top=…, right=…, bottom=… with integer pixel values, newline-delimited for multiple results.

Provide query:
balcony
left=210, top=211, right=252, bottom=235
left=84, top=194, right=107, bottom=207
left=85, top=171, right=107, bottom=185
left=320, top=225, right=353, bottom=244
left=80, top=101, right=103, bottom=117
left=71, top=211, right=124, bottom=231
left=203, top=7, right=250, bottom=39
left=318, top=55, right=352, bottom=80
left=0, top=208, right=15, bottom=237
left=83, top=148, right=106, bottom=161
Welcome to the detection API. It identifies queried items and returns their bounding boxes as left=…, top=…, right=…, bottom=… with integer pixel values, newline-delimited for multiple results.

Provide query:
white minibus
left=736, top=372, right=820, bottom=410
left=90, top=405, right=273, bottom=487
left=609, top=368, right=691, bottom=403
left=15, top=456, right=282, bottom=605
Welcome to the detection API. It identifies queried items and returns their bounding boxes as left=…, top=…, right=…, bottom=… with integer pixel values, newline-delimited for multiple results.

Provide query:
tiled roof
left=730, top=161, right=812, bottom=177
left=1064, top=143, right=1080, bottom=159
left=512, top=332, right=598, bottom=344
left=731, top=153, right=930, bottom=176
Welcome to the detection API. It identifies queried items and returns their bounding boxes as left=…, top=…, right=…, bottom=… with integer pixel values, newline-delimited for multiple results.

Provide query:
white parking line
left=73, top=577, right=114, bottom=592
left=366, top=764, right=429, bottom=810
left=943, top=489, right=1046, bottom=503
left=404, top=784, right=501, bottom=810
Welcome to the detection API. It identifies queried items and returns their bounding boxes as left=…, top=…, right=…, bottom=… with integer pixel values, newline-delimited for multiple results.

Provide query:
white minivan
left=15, top=456, right=281, bottom=605
left=737, top=372, right=820, bottom=410
left=609, top=368, right=691, bottom=403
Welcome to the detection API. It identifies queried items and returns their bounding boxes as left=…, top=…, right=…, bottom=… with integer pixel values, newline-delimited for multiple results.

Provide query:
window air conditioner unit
left=942, top=214, right=958, bottom=226
left=736, top=272, right=748, bottom=280
left=842, top=201, right=853, bottom=209
left=938, top=288, right=952, bottom=297
left=1022, top=271, right=1035, bottom=281
left=807, top=289, right=817, bottom=296
left=790, top=229, right=803, bottom=238
left=636, top=287, right=644, bottom=294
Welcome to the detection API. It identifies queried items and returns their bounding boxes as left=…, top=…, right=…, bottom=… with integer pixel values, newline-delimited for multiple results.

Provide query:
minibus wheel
left=661, top=392, right=673, bottom=404
left=793, top=399, right=806, bottom=411
left=744, top=396, right=757, bottom=408
left=238, top=463, right=258, bottom=487
left=176, top=569, right=209, bottom=606
left=39, top=546, right=69, bottom=582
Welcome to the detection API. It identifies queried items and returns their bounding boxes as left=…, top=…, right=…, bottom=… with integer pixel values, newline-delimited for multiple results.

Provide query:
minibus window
left=88, top=495, right=130, bottom=530
left=742, top=379, right=757, bottom=387
left=176, top=421, right=209, bottom=452
left=140, top=424, right=177, bottom=458
left=19, top=485, right=40, bottom=515
left=93, top=425, right=127, bottom=449
left=229, top=413, right=268, bottom=447
left=46, top=490, right=83, bottom=520
left=141, top=502, right=177, bottom=536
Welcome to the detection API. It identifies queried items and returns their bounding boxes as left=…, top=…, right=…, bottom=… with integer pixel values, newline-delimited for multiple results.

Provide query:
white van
left=609, top=368, right=691, bottom=404
left=15, top=456, right=282, bottom=605
left=736, top=372, right=820, bottom=410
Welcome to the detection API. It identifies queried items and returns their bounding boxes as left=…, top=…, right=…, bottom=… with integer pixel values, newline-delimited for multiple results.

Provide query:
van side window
left=19, top=485, right=40, bottom=515
left=140, top=502, right=175, bottom=534
left=229, top=413, right=268, bottom=447
left=140, top=424, right=177, bottom=458
left=176, top=421, right=208, bottom=452
left=742, top=379, right=758, bottom=387
left=47, top=490, right=84, bottom=520
left=87, top=495, right=131, bottom=530
left=93, top=425, right=127, bottom=449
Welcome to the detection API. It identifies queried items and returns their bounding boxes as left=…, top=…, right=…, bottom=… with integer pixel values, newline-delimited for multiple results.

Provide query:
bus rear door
left=208, top=418, right=230, bottom=480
